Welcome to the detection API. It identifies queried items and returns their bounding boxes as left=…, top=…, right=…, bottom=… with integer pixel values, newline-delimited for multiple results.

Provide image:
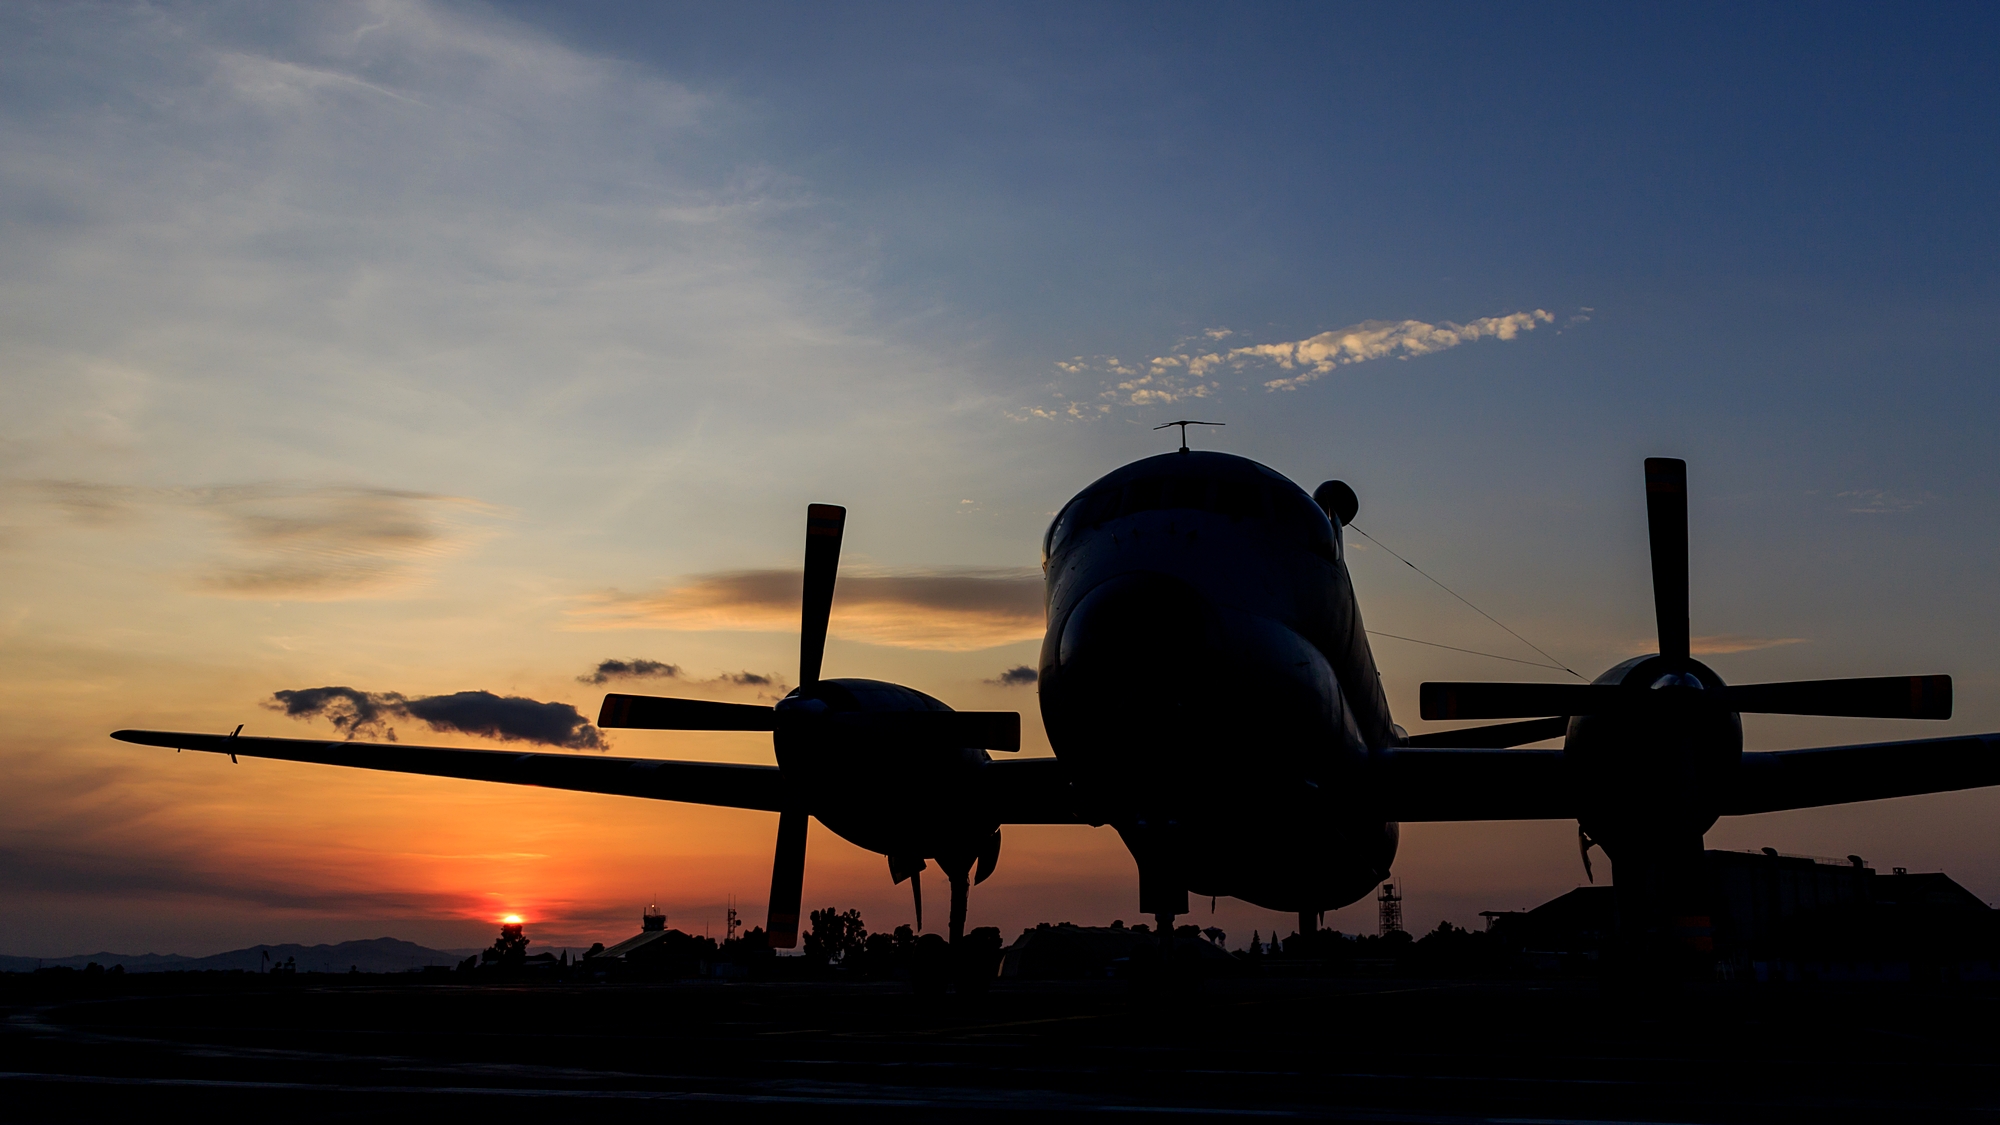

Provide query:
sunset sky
left=4, top=1, right=1998, bottom=957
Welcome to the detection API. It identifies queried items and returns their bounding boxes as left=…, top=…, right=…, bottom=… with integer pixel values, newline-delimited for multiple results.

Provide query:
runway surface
left=2, top=974, right=1996, bottom=1121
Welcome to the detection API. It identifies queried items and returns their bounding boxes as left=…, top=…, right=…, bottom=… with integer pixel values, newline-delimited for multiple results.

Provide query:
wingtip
left=110, top=729, right=196, bottom=748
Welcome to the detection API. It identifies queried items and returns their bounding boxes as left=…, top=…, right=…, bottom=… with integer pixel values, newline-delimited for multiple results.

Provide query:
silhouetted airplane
left=114, top=452, right=2000, bottom=958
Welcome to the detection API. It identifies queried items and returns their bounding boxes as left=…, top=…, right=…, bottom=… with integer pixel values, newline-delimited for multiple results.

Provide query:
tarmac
left=2, top=972, right=1996, bottom=1122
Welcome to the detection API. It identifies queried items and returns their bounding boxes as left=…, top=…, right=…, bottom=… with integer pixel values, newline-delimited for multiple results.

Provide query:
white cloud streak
left=1043, top=309, right=1554, bottom=407
left=1238, top=310, right=1554, bottom=391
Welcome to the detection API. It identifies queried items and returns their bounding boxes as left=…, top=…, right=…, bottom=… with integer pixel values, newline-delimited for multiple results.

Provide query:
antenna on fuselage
left=1153, top=419, right=1224, bottom=453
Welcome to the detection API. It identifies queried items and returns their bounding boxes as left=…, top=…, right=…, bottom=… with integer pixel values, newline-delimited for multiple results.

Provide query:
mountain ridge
left=0, top=936, right=483, bottom=974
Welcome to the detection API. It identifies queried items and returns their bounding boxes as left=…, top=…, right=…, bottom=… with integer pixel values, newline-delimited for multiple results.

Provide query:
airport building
left=1480, top=848, right=2000, bottom=982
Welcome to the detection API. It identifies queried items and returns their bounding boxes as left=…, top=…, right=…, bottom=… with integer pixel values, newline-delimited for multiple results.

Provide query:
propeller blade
left=974, top=828, right=1001, bottom=885
left=597, top=694, right=778, bottom=731
left=912, top=870, right=923, bottom=932
left=1404, top=716, right=1570, bottom=748
left=1644, top=457, right=1691, bottom=662
left=598, top=695, right=1018, bottom=748
left=765, top=809, right=808, bottom=949
left=799, top=504, right=846, bottom=686
left=1420, top=675, right=1955, bottom=723
left=819, top=710, right=1022, bottom=751
left=1725, top=675, right=1952, bottom=720
left=1421, top=682, right=1608, bottom=721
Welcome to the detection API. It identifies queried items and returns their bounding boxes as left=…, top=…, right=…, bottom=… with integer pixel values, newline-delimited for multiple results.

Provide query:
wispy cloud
left=1688, top=635, right=1808, bottom=655
left=18, top=481, right=495, bottom=597
left=1836, top=489, right=1930, bottom=514
left=985, top=665, right=1038, bottom=686
left=1033, top=309, right=1555, bottom=409
left=0, top=0, right=959, bottom=540
left=267, top=685, right=604, bottom=749
left=572, top=567, right=1045, bottom=652
left=196, top=486, right=494, bottom=597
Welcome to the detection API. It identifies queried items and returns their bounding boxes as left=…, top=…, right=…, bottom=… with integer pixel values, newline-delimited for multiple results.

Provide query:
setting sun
left=501, top=915, right=523, bottom=925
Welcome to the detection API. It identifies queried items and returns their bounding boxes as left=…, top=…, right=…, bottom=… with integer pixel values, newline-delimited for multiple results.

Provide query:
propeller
left=1420, top=675, right=1952, bottom=722
left=1403, top=716, right=1569, bottom=748
left=1418, top=458, right=1952, bottom=725
left=595, top=503, right=1018, bottom=948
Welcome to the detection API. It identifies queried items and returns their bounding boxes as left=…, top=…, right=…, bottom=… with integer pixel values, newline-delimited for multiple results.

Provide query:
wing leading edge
left=111, top=729, right=787, bottom=811
left=1384, top=732, right=2000, bottom=822
left=109, top=730, right=1088, bottom=824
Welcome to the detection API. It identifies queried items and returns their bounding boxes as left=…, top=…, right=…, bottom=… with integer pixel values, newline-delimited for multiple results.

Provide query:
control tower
left=1378, top=883, right=1404, bottom=936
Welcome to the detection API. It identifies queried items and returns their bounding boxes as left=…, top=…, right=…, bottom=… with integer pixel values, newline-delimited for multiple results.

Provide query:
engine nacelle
left=1565, top=655, right=1743, bottom=854
left=775, top=677, right=1002, bottom=878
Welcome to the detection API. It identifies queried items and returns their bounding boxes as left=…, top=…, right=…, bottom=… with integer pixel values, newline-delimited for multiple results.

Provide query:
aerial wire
left=1347, top=523, right=1587, bottom=682
left=1363, top=630, right=1570, bottom=672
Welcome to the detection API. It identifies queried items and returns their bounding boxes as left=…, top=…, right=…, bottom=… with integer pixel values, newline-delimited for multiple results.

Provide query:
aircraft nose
left=1041, top=567, right=1352, bottom=808
left=1053, top=570, right=1221, bottom=687
left=1039, top=572, right=1232, bottom=798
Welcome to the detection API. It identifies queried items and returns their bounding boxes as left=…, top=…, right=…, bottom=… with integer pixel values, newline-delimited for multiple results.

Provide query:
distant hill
left=0, top=937, right=480, bottom=974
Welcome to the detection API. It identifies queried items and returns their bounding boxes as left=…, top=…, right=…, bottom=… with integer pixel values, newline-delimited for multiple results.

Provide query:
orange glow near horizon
left=502, top=914, right=523, bottom=925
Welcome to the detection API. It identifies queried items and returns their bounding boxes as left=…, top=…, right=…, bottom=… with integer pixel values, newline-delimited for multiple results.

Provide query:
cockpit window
left=1043, top=473, right=1335, bottom=562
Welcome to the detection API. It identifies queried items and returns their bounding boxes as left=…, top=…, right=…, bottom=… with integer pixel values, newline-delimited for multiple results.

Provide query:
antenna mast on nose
left=1154, top=419, right=1224, bottom=453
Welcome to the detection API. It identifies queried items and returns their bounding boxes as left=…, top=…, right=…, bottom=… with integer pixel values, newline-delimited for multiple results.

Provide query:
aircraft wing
left=111, top=729, right=1089, bottom=823
left=1720, top=731, right=2000, bottom=815
left=1384, top=732, right=2000, bottom=821
left=1380, top=747, right=1574, bottom=821
left=110, top=730, right=787, bottom=812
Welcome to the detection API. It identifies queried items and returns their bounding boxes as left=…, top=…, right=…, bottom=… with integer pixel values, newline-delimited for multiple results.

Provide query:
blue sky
left=2, top=1, right=1996, bottom=954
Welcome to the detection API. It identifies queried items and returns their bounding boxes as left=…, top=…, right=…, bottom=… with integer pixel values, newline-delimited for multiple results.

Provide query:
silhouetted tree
left=957, top=926, right=1004, bottom=992
left=723, top=925, right=770, bottom=962
left=911, top=932, right=953, bottom=994
left=804, top=907, right=867, bottom=966
left=482, top=922, right=529, bottom=967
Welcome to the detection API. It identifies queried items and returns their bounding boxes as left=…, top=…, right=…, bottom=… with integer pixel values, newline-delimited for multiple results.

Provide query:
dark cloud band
left=575, top=567, right=1044, bottom=651
left=579, top=659, right=683, bottom=684
left=268, top=686, right=603, bottom=750
left=577, top=660, right=788, bottom=695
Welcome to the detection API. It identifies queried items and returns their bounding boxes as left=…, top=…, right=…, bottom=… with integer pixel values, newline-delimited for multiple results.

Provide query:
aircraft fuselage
left=1037, top=451, right=1399, bottom=915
